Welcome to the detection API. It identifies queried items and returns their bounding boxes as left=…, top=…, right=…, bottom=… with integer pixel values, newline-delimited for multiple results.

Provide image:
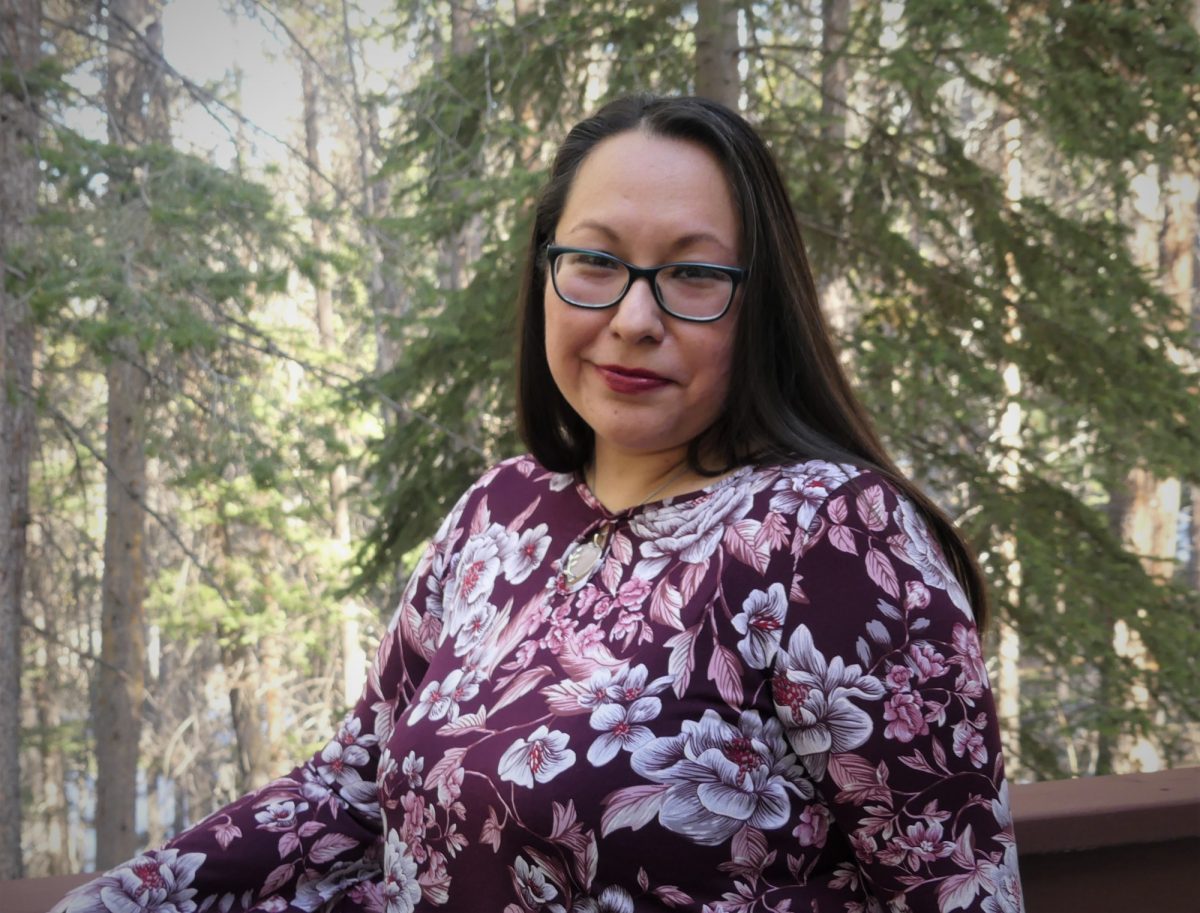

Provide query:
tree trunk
left=992, top=82, right=1024, bottom=779
left=301, top=53, right=366, bottom=708
left=96, top=0, right=169, bottom=866
left=695, top=0, right=740, bottom=110
left=0, top=0, right=43, bottom=880
left=818, top=0, right=853, bottom=332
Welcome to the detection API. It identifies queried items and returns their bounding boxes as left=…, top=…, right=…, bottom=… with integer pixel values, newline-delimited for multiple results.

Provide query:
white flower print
left=572, top=885, right=636, bottom=913
left=513, top=856, right=559, bottom=907
left=452, top=601, right=498, bottom=657
left=60, top=849, right=206, bottom=913
left=731, top=583, right=787, bottom=669
left=587, top=696, right=662, bottom=765
left=401, top=750, right=424, bottom=789
left=409, top=668, right=479, bottom=724
left=981, top=846, right=1025, bottom=913
left=888, top=498, right=972, bottom=617
left=772, top=623, right=885, bottom=781
left=254, top=800, right=308, bottom=832
left=382, top=830, right=422, bottom=913
left=502, top=522, right=551, bottom=583
left=630, top=709, right=810, bottom=846
left=769, top=461, right=858, bottom=530
left=443, top=524, right=508, bottom=630
left=498, top=725, right=576, bottom=788
left=630, top=483, right=755, bottom=577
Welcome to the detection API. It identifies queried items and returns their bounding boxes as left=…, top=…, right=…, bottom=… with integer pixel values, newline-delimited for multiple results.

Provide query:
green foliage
left=354, top=0, right=1199, bottom=780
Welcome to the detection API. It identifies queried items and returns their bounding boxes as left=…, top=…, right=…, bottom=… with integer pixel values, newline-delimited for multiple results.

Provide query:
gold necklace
left=560, top=460, right=692, bottom=592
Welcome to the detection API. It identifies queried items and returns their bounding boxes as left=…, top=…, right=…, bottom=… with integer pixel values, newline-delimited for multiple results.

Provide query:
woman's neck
left=587, top=445, right=698, bottom=512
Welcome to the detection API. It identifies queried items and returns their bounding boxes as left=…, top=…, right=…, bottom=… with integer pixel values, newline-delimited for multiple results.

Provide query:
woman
left=55, top=96, right=1022, bottom=913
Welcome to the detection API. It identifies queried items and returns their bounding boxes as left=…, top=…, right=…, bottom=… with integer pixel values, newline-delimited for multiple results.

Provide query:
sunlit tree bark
left=0, top=0, right=42, bottom=880
left=96, top=0, right=170, bottom=866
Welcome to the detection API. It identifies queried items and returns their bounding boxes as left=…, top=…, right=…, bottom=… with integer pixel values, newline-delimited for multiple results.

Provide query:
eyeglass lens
left=552, top=250, right=733, bottom=320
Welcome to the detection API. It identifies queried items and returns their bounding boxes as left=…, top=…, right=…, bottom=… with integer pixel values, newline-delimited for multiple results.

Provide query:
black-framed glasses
left=546, top=244, right=746, bottom=322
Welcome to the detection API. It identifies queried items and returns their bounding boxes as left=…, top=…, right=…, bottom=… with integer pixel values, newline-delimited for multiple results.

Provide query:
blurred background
left=1, top=0, right=1196, bottom=878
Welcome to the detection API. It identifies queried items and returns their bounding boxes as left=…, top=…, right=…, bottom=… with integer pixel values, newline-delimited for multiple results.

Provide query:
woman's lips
left=595, top=364, right=670, bottom=394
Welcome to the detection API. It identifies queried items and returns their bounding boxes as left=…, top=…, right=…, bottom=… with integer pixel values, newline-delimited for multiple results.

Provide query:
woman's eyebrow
left=562, top=221, right=735, bottom=257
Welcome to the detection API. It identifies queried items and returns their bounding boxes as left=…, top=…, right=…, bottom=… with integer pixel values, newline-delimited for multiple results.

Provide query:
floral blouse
left=54, top=456, right=1023, bottom=913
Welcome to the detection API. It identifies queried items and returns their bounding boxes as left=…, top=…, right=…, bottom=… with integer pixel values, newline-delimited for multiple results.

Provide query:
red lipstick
left=596, top=364, right=670, bottom=394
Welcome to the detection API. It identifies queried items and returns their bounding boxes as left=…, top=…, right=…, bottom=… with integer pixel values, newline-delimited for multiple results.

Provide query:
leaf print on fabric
left=855, top=484, right=889, bottom=532
left=708, top=641, right=745, bottom=710
left=498, top=726, right=576, bottom=788
left=771, top=624, right=885, bottom=781
left=665, top=623, right=700, bottom=697
left=865, top=548, right=900, bottom=599
left=600, top=784, right=669, bottom=836
left=723, top=519, right=770, bottom=573
left=731, top=583, right=787, bottom=669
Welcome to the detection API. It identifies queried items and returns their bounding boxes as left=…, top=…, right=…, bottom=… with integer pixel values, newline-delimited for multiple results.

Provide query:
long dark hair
left=516, top=95, right=989, bottom=628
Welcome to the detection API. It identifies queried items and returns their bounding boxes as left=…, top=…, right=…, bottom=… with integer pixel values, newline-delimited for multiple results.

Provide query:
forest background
left=0, top=0, right=1196, bottom=879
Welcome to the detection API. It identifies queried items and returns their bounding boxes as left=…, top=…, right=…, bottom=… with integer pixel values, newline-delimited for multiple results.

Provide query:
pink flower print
left=731, top=583, right=787, bottom=669
left=883, top=691, right=929, bottom=743
left=792, top=803, right=830, bottom=848
left=399, top=792, right=429, bottom=862
left=436, top=764, right=464, bottom=806
left=567, top=622, right=607, bottom=658
left=498, top=725, right=576, bottom=788
left=953, top=622, right=989, bottom=687
left=615, top=577, right=651, bottom=608
left=904, top=580, right=930, bottom=611
left=953, top=719, right=989, bottom=768
left=907, top=642, right=948, bottom=682
left=886, top=665, right=912, bottom=692
left=587, top=696, right=662, bottom=765
left=890, top=821, right=955, bottom=870
left=254, top=800, right=308, bottom=832
left=849, top=830, right=876, bottom=864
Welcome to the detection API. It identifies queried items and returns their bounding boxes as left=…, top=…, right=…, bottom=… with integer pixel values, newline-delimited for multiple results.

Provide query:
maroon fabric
left=53, top=457, right=1022, bottom=913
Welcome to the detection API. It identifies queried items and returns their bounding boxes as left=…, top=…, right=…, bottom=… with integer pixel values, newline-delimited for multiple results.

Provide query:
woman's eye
left=668, top=264, right=723, bottom=282
left=566, top=253, right=619, bottom=270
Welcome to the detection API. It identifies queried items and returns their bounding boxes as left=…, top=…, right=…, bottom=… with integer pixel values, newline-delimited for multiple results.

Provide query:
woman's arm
left=771, top=471, right=1023, bottom=913
left=51, top=485, right=476, bottom=913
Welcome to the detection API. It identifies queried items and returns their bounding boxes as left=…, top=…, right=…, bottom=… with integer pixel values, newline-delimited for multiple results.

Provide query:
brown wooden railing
left=4, top=767, right=1198, bottom=912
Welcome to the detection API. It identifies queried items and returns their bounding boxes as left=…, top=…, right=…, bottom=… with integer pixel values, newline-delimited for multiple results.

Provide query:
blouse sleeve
left=770, top=472, right=1024, bottom=913
left=51, top=486, right=476, bottom=913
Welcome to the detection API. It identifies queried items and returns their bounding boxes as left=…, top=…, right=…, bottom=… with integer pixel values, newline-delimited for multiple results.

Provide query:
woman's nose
left=608, top=276, right=665, bottom=341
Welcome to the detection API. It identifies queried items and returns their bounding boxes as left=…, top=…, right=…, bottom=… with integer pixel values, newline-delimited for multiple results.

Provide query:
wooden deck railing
left=4, top=766, right=1198, bottom=912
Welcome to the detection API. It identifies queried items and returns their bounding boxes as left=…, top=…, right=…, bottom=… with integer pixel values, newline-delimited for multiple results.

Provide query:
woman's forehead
left=556, top=131, right=740, bottom=257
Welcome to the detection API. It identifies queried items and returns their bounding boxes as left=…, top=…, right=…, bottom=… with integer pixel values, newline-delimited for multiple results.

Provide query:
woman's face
left=544, top=130, right=742, bottom=467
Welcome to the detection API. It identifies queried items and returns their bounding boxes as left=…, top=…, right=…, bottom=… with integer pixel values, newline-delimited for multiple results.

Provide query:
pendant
left=560, top=523, right=612, bottom=592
